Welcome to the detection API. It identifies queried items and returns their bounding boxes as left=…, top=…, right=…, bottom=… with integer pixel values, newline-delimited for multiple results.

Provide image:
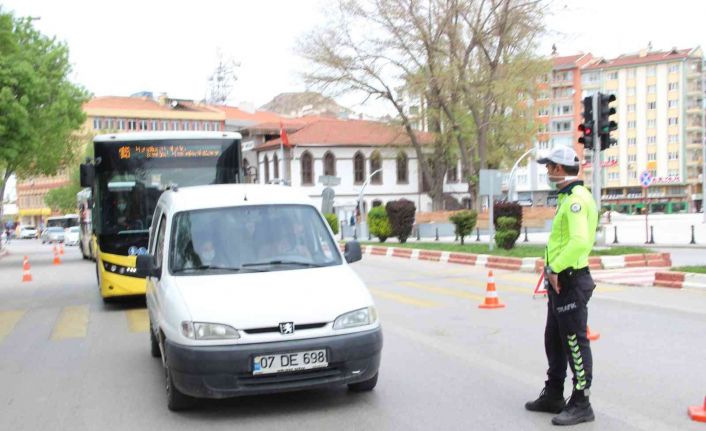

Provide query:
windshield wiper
left=174, top=265, right=242, bottom=273
left=242, top=260, right=322, bottom=268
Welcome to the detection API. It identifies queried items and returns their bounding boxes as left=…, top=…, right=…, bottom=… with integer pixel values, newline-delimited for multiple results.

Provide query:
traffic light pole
left=591, top=94, right=602, bottom=213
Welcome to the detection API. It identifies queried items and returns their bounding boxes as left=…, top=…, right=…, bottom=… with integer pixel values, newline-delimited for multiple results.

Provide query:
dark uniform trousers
left=545, top=267, right=595, bottom=392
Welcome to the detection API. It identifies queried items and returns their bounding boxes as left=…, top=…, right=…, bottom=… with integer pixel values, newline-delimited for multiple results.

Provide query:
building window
left=669, top=134, right=679, bottom=144
left=629, top=171, right=637, bottom=179
left=370, top=151, right=382, bottom=184
left=647, top=101, right=656, bottom=110
left=668, top=82, right=679, bottom=91
left=118, top=119, right=125, bottom=130
left=354, top=152, right=365, bottom=184
left=668, top=100, right=678, bottom=108
left=301, top=151, right=314, bottom=185
left=182, top=120, right=189, bottom=131
left=538, top=107, right=549, bottom=117
left=668, top=152, right=679, bottom=160
left=263, top=155, right=270, bottom=184
left=628, top=121, right=637, bottom=129
left=647, top=136, right=656, bottom=144
left=273, top=153, right=279, bottom=179
left=608, top=71, right=618, bottom=80
left=128, top=119, right=136, bottom=130
left=628, top=154, right=637, bottom=162
left=647, top=66, right=656, bottom=76
left=171, top=120, right=178, bottom=130
left=447, top=161, right=458, bottom=183
left=551, top=120, right=572, bottom=133
left=628, top=138, right=637, bottom=146
left=396, top=152, right=408, bottom=184
left=538, top=140, right=549, bottom=150
left=668, top=117, right=679, bottom=125
left=323, top=151, right=336, bottom=176
left=648, top=153, right=657, bottom=161
left=92, top=118, right=101, bottom=129
left=139, top=120, right=147, bottom=130
left=628, top=104, right=636, bottom=112
left=648, top=85, right=656, bottom=93
left=647, top=119, right=656, bottom=128
left=669, top=64, right=679, bottom=73
left=627, top=68, right=636, bottom=78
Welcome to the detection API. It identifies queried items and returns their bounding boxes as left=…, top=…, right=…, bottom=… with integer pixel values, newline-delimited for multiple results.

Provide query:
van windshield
left=169, top=204, right=342, bottom=274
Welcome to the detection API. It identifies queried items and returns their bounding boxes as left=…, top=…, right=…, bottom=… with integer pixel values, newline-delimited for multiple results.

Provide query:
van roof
left=160, top=184, right=315, bottom=213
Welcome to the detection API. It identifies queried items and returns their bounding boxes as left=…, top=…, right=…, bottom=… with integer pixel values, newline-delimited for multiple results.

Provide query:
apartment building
left=582, top=47, right=704, bottom=213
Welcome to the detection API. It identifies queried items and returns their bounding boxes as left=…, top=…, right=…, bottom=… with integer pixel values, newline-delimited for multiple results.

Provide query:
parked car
left=64, top=226, right=80, bottom=246
left=139, top=184, right=381, bottom=411
left=41, top=227, right=65, bottom=244
left=19, top=225, right=38, bottom=239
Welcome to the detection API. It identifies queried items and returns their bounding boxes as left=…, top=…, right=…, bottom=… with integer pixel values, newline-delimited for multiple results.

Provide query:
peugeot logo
left=279, top=322, right=295, bottom=334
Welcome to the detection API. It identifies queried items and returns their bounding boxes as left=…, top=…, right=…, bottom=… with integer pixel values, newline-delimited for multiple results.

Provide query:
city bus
left=46, top=215, right=80, bottom=229
left=76, top=188, right=94, bottom=260
left=80, top=131, right=243, bottom=301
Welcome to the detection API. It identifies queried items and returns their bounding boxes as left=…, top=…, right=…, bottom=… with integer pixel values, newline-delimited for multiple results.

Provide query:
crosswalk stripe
left=369, top=288, right=440, bottom=308
left=398, top=281, right=486, bottom=301
left=126, top=309, right=149, bottom=333
left=0, top=310, right=25, bottom=343
left=51, top=305, right=89, bottom=340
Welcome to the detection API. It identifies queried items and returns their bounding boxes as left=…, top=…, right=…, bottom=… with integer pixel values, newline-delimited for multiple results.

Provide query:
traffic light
left=597, top=92, right=617, bottom=151
left=578, top=96, right=594, bottom=150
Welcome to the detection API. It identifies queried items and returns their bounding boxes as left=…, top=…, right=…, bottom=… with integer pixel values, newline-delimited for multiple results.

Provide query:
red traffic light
left=578, top=124, right=592, bottom=135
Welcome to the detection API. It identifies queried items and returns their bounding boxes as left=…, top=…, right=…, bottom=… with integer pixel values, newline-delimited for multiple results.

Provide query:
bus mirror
left=80, top=164, right=95, bottom=187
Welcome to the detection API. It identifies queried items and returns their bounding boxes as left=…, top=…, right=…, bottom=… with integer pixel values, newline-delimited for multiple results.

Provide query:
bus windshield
left=93, top=138, right=241, bottom=246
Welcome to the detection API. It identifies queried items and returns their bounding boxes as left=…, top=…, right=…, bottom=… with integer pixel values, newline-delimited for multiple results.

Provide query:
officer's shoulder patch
left=570, top=203, right=581, bottom=213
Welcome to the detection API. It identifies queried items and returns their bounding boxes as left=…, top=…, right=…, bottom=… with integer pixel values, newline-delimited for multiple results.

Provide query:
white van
left=138, top=184, right=382, bottom=411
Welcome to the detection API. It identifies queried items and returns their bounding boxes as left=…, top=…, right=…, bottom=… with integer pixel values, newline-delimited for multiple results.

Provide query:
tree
left=385, top=199, right=416, bottom=243
left=0, top=11, right=89, bottom=220
left=299, top=0, right=549, bottom=211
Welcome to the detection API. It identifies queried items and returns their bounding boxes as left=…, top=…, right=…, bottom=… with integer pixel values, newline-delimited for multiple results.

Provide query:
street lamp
left=507, top=148, right=537, bottom=202
left=356, top=168, right=383, bottom=239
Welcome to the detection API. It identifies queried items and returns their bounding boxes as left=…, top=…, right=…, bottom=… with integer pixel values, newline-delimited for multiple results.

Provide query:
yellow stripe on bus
left=126, top=309, right=149, bottom=333
left=0, top=310, right=25, bottom=343
left=51, top=305, right=89, bottom=340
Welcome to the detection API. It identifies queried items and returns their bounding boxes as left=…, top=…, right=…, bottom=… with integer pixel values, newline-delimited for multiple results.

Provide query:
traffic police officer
left=525, top=146, right=598, bottom=426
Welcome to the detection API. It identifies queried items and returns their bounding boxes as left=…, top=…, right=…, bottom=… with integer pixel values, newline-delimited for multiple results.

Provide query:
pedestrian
left=525, top=146, right=598, bottom=426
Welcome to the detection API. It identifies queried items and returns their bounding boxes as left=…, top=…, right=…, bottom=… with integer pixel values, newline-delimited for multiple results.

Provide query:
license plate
left=253, top=349, right=328, bottom=375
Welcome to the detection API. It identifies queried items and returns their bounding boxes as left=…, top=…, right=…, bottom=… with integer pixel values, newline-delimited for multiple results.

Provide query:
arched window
left=263, top=155, right=270, bottom=184
left=354, top=152, right=365, bottom=184
left=370, top=150, right=382, bottom=184
left=396, top=152, right=408, bottom=184
left=447, top=159, right=458, bottom=183
left=324, top=151, right=336, bottom=176
left=273, top=153, right=280, bottom=179
left=301, top=151, right=314, bottom=185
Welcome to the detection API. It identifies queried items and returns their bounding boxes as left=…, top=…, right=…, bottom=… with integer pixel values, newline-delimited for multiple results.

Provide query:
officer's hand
left=548, top=272, right=561, bottom=294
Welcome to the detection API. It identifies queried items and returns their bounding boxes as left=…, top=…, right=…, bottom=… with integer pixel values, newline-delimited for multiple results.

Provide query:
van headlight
left=181, top=321, right=240, bottom=340
left=333, top=306, right=377, bottom=330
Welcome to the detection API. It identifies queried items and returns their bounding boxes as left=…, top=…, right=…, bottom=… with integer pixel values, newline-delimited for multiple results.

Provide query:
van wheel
left=347, top=372, right=378, bottom=392
left=165, top=359, right=195, bottom=411
left=150, top=322, right=161, bottom=358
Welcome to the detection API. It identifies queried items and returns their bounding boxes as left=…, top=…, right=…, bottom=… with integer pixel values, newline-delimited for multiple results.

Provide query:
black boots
left=525, top=386, right=566, bottom=414
left=551, top=390, right=595, bottom=426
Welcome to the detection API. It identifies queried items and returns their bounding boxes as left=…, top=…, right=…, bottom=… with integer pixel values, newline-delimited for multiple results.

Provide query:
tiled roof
left=256, top=118, right=435, bottom=150
left=585, top=48, right=693, bottom=70
left=552, top=53, right=593, bottom=71
left=216, top=105, right=285, bottom=123
left=84, top=96, right=220, bottom=113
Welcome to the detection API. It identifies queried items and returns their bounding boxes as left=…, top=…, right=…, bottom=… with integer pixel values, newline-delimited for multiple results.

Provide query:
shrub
left=495, top=216, right=519, bottom=249
left=386, top=199, right=416, bottom=243
left=368, top=206, right=392, bottom=242
left=449, top=210, right=478, bottom=245
left=323, top=213, right=339, bottom=235
left=493, top=201, right=523, bottom=231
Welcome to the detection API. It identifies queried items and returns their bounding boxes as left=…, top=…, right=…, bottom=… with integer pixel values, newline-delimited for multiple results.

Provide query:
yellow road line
left=496, top=273, right=539, bottom=284
left=0, top=310, right=25, bottom=343
left=370, top=288, right=440, bottom=308
left=51, top=305, right=89, bottom=340
left=126, top=309, right=149, bottom=333
left=448, top=277, right=530, bottom=294
left=398, top=281, right=486, bottom=302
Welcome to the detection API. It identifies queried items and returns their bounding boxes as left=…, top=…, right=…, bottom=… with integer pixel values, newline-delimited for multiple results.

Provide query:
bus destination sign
left=118, top=144, right=222, bottom=160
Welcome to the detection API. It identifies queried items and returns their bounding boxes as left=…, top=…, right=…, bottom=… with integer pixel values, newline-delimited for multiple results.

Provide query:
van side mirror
left=344, top=241, right=362, bottom=264
left=137, top=254, right=161, bottom=278
left=80, top=164, right=95, bottom=187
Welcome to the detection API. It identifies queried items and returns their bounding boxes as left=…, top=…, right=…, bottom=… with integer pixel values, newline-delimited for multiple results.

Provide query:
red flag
left=279, top=121, right=290, bottom=148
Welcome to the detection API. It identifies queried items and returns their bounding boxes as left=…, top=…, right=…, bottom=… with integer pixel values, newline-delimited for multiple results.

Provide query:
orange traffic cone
left=688, top=396, right=706, bottom=423
left=479, top=270, right=505, bottom=309
left=587, top=325, right=600, bottom=341
left=52, top=245, right=61, bottom=265
left=21, top=256, right=32, bottom=282
left=59, top=243, right=64, bottom=255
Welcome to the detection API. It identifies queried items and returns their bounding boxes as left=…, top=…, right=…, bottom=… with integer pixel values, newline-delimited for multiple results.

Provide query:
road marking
left=51, top=305, right=89, bottom=340
left=369, top=288, right=440, bottom=308
left=126, top=309, right=149, bottom=333
left=0, top=310, right=26, bottom=343
left=398, top=281, right=486, bottom=301
left=495, top=272, right=538, bottom=284
left=448, top=277, right=530, bottom=294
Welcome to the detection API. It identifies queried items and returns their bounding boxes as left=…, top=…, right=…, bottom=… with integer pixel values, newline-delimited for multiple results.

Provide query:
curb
left=355, top=245, right=672, bottom=273
left=654, top=271, right=706, bottom=290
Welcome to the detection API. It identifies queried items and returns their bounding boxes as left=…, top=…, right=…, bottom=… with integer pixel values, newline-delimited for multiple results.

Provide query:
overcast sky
left=2, top=0, right=705, bottom=200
